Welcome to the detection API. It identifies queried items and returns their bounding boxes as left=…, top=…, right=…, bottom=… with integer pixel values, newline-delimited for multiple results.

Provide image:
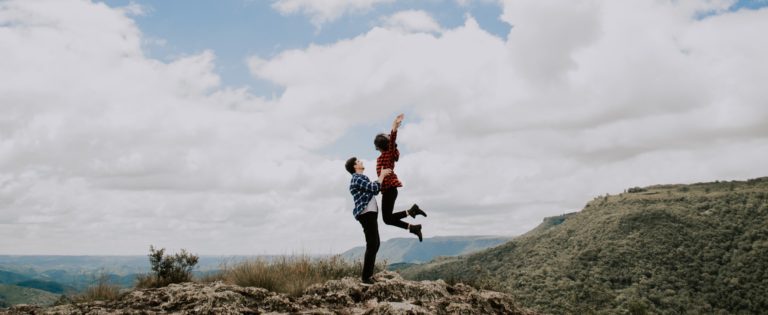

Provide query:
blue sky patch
left=102, top=0, right=509, bottom=96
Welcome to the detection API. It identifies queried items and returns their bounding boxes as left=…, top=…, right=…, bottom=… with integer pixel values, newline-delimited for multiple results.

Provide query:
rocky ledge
left=1, top=272, right=536, bottom=314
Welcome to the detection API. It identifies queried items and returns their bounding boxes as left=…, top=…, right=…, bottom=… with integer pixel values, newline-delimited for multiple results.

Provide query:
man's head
left=374, top=133, right=389, bottom=152
left=345, top=157, right=364, bottom=174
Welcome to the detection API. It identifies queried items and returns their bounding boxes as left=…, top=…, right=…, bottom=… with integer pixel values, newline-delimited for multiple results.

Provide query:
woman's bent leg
left=381, top=188, right=409, bottom=230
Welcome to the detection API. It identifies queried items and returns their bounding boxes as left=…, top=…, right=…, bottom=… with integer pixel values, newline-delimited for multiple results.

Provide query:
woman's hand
left=392, top=113, right=404, bottom=131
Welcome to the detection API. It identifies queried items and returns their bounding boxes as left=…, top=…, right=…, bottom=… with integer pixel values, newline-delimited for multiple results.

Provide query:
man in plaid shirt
left=345, top=157, right=391, bottom=284
left=375, top=114, right=428, bottom=242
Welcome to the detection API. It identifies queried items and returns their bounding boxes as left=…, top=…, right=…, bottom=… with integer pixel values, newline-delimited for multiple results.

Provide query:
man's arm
left=353, top=169, right=391, bottom=193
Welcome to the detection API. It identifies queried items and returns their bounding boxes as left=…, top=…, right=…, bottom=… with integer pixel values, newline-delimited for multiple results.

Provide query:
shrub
left=628, top=187, right=647, bottom=193
left=627, top=299, right=649, bottom=315
left=136, top=246, right=199, bottom=288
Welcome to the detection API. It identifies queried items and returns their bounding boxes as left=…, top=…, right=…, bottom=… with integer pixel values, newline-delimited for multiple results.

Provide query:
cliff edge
left=2, top=271, right=535, bottom=314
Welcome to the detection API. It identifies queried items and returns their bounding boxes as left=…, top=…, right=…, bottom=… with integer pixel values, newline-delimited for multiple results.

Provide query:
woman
left=375, top=113, right=427, bottom=241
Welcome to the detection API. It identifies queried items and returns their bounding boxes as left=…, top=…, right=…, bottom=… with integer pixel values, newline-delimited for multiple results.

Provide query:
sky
left=1, top=0, right=767, bottom=255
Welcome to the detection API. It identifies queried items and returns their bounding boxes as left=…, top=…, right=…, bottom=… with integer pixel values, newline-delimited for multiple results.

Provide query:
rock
left=0, top=272, right=537, bottom=314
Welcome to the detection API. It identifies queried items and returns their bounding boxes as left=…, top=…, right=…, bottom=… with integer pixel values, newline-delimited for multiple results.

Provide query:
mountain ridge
left=401, top=177, right=768, bottom=314
left=342, top=235, right=513, bottom=264
left=0, top=284, right=59, bottom=308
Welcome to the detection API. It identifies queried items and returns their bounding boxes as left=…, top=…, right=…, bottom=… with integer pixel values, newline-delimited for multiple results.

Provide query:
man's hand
left=392, top=113, right=404, bottom=131
left=378, top=168, right=392, bottom=183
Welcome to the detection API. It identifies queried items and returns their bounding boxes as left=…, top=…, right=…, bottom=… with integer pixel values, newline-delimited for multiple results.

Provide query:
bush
left=628, top=187, right=647, bottom=193
left=136, top=246, right=199, bottom=288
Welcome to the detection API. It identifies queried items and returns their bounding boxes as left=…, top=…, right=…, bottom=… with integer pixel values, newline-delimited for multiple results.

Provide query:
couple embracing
left=344, top=114, right=428, bottom=284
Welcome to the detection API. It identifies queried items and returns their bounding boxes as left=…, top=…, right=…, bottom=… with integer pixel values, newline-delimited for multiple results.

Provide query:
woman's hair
left=345, top=157, right=358, bottom=174
left=374, top=133, right=389, bottom=151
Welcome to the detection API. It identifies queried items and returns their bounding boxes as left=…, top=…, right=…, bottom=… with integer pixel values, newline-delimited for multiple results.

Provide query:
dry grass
left=196, top=270, right=226, bottom=283
left=134, top=274, right=163, bottom=289
left=211, top=255, right=385, bottom=296
left=71, top=274, right=121, bottom=303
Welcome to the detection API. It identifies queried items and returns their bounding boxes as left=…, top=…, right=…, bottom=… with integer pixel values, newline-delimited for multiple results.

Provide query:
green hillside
left=401, top=177, right=768, bottom=314
left=0, top=284, right=59, bottom=307
left=0, top=270, right=31, bottom=285
left=13, top=280, right=74, bottom=294
left=342, top=235, right=512, bottom=264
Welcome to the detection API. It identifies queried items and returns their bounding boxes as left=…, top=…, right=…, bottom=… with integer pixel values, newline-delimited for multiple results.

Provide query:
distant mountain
left=0, top=284, right=59, bottom=307
left=13, top=280, right=75, bottom=295
left=342, top=235, right=513, bottom=264
left=0, top=255, right=276, bottom=276
left=401, top=177, right=768, bottom=314
left=0, top=256, right=150, bottom=276
left=0, top=254, right=330, bottom=303
left=0, top=270, right=31, bottom=285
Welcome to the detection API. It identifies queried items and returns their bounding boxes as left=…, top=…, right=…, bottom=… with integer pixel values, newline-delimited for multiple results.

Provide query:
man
left=345, top=157, right=391, bottom=284
left=375, top=113, right=427, bottom=241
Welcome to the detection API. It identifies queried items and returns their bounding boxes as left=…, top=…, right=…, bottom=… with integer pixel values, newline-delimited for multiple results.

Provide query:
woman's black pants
left=381, top=188, right=409, bottom=230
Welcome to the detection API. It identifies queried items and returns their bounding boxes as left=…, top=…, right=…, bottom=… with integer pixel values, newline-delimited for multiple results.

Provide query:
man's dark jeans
left=356, top=211, right=380, bottom=281
left=382, top=188, right=409, bottom=230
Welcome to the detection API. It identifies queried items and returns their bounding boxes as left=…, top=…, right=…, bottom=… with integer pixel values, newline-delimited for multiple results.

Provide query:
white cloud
left=2, top=0, right=767, bottom=255
left=117, top=2, right=148, bottom=16
left=380, top=10, right=443, bottom=34
left=249, top=1, right=768, bottom=243
left=0, top=0, right=350, bottom=255
left=501, top=0, right=602, bottom=83
left=271, top=0, right=395, bottom=27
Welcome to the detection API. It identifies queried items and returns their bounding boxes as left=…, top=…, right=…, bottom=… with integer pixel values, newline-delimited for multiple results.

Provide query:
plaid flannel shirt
left=376, top=130, right=403, bottom=190
left=349, top=173, right=381, bottom=218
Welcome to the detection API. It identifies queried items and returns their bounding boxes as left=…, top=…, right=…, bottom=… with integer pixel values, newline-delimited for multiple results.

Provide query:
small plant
left=136, top=245, right=199, bottom=288
left=628, top=187, right=647, bottom=193
left=627, top=299, right=649, bottom=315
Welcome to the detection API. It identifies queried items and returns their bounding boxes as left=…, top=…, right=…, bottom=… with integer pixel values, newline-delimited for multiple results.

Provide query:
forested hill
left=400, top=177, right=768, bottom=314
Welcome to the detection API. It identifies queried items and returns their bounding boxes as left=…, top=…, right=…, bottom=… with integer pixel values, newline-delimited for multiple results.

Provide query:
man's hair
left=345, top=157, right=357, bottom=175
left=374, top=133, right=389, bottom=151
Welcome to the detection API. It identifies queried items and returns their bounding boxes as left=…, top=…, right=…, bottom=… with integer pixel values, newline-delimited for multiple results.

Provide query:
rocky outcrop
left=1, top=271, right=535, bottom=314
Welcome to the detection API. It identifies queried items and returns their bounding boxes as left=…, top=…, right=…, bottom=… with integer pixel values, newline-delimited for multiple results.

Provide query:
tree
left=137, top=245, right=199, bottom=288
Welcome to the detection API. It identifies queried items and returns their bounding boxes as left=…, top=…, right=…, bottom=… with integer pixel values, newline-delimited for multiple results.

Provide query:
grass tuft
left=70, top=274, right=121, bottom=303
left=210, top=255, right=385, bottom=296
